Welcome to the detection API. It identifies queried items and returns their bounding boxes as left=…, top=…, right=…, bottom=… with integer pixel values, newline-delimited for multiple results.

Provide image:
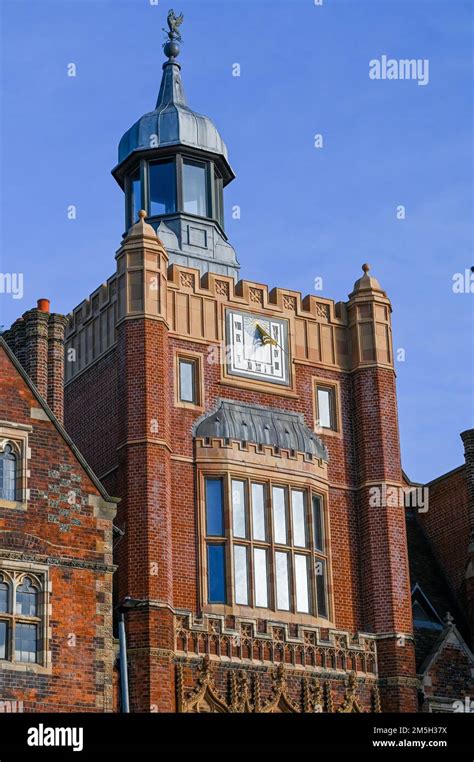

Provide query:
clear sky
left=0, top=0, right=472, bottom=482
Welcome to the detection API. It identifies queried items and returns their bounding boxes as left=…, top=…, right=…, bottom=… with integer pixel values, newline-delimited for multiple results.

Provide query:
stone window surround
left=0, top=421, right=32, bottom=510
left=312, top=377, right=342, bottom=438
left=0, top=560, right=51, bottom=674
left=174, top=348, right=205, bottom=411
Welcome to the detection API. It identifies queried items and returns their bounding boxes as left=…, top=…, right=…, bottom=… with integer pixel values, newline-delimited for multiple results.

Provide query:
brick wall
left=64, top=309, right=418, bottom=711
left=419, top=468, right=469, bottom=599
left=0, top=343, right=116, bottom=711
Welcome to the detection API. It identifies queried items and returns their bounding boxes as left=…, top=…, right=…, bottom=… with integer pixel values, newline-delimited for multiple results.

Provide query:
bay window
left=203, top=476, right=330, bottom=619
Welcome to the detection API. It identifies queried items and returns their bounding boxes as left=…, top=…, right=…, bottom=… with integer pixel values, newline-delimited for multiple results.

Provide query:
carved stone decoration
left=282, top=294, right=297, bottom=312
left=313, top=678, right=323, bottom=713
left=338, top=672, right=364, bottom=713
left=272, top=626, right=284, bottom=642
left=208, top=618, right=220, bottom=634
left=249, top=287, right=264, bottom=305
left=180, top=272, right=194, bottom=289
left=215, top=280, right=230, bottom=298
left=176, top=656, right=229, bottom=713
left=372, top=683, right=382, bottom=713
left=302, top=676, right=312, bottom=713
left=324, top=680, right=334, bottom=713
left=173, top=612, right=378, bottom=677
left=229, top=670, right=240, bottom=713
left=316, top=302, right=329, bottom=320
left=239, top=669, right=254, bottom=713
left=260, top=664, right=300, bottom=714
left=253, top=672, right=262, bottom=714
left=176, top=657, right=379, bottom=713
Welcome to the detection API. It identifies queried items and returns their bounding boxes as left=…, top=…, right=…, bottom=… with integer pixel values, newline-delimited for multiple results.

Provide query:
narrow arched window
left=0, top=580, right=8, bottom=614
left=0, top=578, right=9, bottom=660
left=0, top=444, right=16, bottom=501
left=16, top=577, right=37, bottom=617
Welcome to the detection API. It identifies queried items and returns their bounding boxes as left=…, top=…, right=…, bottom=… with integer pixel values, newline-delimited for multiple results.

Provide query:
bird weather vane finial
left=164, top=9, right=184, bottom=42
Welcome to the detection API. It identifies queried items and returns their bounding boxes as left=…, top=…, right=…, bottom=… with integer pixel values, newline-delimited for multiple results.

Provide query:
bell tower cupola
left=112, top=10, right=240, bottom=279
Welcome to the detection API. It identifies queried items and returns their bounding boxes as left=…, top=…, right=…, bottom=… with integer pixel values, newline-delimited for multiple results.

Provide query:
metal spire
left=156, top=9, right=186, bottom=109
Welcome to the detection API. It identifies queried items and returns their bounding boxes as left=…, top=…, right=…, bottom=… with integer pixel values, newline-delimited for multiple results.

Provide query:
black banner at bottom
left=0, top=712, right=472, bottom=758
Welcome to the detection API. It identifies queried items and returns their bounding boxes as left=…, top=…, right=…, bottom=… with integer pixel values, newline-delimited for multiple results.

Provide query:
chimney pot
left=37, top=299, right=50, bottom=313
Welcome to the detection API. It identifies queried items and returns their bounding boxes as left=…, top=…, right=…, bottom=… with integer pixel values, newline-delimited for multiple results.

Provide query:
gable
left=0, top=340, right=117, bottom=508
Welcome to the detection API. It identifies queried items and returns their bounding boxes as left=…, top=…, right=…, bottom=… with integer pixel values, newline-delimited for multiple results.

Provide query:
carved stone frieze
left=175, top=657, right=376, bottom=713
left=174, top=612, right=378, bottom=676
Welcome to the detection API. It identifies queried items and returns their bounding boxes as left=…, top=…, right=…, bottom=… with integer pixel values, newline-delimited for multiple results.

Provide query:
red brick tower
left=114, top=213, right=176, bottom=711
left=347, top=266, right=417, bottom=711
left=61, top=15, right=419, bottom=713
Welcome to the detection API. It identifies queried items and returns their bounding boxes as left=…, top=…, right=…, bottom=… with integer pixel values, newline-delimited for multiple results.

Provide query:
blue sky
left=0, top=0, right=472, bottom=482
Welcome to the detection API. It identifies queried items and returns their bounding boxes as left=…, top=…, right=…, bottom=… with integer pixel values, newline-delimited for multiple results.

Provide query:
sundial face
left=226, top=309, right=290, bottom=385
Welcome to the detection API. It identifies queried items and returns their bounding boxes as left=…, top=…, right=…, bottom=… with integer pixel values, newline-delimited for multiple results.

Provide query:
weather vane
left=163, top=9, right=184, bottom=43
left=162, top=9, right=184, bottom=60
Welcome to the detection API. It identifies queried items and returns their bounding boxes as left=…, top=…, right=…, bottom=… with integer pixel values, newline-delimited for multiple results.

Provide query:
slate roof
left=118, top=58, right=229, bottom=166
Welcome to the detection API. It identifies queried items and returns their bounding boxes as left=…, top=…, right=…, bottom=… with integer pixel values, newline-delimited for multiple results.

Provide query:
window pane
left=215, top=175, right=224, bottom=227
left=15, top=623, right=37, bottom=664
left=295, top=554, right=310, bottom=613
left=183, top=161, right=209, bottom=216
left=253, top=548, right=268, bottom=608
left=205, top=478, right=224, bottom=536
left=291, top=491, right=306, bottom=547
left=0, top=622, right=7, bottom=659
left=317, top=388, right=332, bottom=429
left=16, top=578, right=37, bottom=616
left=313, top=496, right=324, bottom=552
left=149, top=160, right=176, bottom=216
left=0, top=583, right=8, bottom=613
left=0, top=444, right=16, bottom=502
left=232, top=481, right=246, bottom=538
left=179, top=360, right=195, bottom=403
left=275, top=552, right=290, bottom=610
left=272, top=487, right=287, bottom=544
left=316, top=558, right=328, bottom=618
left=251, top=484, right=266, bottom=541
left=131, top=168, right=141, bottom=223
left=207, top=545, right=226, bottom=603
left=233, top=545, right=248, bottom=605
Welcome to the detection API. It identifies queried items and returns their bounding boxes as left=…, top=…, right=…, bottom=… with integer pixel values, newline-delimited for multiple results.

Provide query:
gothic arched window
left=0, top=572, right=44, bottom=664
left=0, top=444, right=17, bottom=502
left=16, top=577, right=38, bottom=617
left=0, top=580, right=8, bottom=613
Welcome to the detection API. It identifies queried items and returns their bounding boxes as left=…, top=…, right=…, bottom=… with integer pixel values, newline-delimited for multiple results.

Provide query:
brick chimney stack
left=3, top=300, right=68, bottom=423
